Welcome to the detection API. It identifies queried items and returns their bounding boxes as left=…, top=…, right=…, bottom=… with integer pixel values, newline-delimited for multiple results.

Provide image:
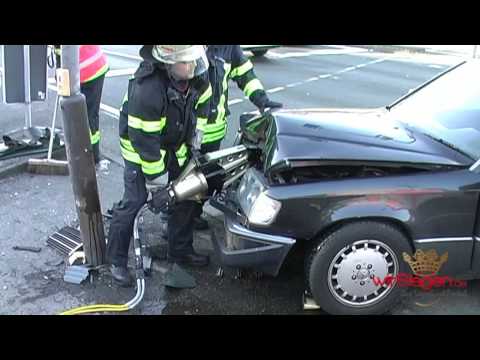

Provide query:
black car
left=240, top=45, right=280, bottom=57
left=210, top=60, right=480, bottom=315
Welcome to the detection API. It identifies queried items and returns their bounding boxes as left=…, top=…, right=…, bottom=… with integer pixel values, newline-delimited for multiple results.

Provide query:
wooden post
left=59, top=45, right=106, bottom=266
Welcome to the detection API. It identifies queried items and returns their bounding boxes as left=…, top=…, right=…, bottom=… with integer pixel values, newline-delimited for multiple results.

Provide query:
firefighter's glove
left=145, top=177, right=167, bottom=193
left=259, top=100, right=283, bottom=114
left=148, top=186, right=173, bottom=214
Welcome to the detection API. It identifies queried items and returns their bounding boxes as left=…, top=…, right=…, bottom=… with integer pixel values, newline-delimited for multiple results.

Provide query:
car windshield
left=388, top=61, right=480, bottom=160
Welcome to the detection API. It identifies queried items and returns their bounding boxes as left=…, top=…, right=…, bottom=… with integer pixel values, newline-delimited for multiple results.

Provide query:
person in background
left=54, top=45, right=109, bottom=164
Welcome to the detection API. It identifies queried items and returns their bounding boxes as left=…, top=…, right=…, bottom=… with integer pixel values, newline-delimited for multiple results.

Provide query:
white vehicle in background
left=241, top=45, right=280, bottom=57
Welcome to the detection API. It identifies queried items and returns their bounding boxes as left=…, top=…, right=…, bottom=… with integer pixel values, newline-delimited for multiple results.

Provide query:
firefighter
left=193, top=45, right=283, bottom=229
left=106, top=45, right=212, bottom=287
left=54, top=45, right=109, bottom=164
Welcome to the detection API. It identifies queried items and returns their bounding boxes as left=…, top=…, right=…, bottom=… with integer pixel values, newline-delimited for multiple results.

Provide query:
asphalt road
left=3, top=45, right=479, bottom=315
left=0, top=45, right=460, bottom=160
left=95, top=45, right=457, bottom=159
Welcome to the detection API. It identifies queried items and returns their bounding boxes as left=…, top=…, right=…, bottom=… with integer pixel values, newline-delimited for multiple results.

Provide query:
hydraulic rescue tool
left=60, top=144, right=253, bottom=315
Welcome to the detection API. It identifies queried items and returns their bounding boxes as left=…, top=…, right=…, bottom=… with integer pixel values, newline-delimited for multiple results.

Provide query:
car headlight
left=248, top=192, right=282, bottom=226
left=237, top=169, right=281, bottom=226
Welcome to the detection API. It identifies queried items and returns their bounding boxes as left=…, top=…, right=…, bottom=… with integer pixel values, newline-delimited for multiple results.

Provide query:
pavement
left=2, top=45, right=480, bottom=315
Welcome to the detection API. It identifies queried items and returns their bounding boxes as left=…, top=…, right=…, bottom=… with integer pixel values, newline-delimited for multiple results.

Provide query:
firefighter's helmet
left=152, top=45, right=208, bottom=80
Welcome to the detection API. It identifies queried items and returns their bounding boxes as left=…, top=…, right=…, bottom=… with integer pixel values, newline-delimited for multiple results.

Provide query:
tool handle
left=47, top=94, right=60, bottom=160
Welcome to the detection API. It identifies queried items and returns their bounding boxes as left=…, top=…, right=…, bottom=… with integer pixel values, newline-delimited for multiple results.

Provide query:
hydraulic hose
left=59, top=205, right=149, bottom=315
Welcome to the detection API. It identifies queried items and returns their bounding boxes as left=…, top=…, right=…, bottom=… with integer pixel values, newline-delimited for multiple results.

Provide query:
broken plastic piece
left=163, top=263, right=196, bottom=289
left=64, top=265, right=90, bottom=285
left=68, top=251, right=86, bottom=266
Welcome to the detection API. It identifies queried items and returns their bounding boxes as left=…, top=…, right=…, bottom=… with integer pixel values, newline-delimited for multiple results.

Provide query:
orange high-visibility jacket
left=79, top=45, right=109, bottom=84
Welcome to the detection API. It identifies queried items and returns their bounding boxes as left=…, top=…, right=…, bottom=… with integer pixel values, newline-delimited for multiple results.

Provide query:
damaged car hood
left=255, top=108, right=472, bottom=176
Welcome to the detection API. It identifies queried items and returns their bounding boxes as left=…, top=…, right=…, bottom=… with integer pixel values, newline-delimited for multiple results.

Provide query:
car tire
left=306, top=221, right=412, bottom=315
left=252, top=50, right=268, bottom=57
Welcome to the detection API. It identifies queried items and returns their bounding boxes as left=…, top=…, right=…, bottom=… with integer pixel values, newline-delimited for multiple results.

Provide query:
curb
left=0, top=160, right=28, bottom=180
left=0, top=148, right=66, bottom=180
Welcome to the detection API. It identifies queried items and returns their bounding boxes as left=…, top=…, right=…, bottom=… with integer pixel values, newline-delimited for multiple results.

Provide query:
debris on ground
left=13, top=246, right=42, bottom=253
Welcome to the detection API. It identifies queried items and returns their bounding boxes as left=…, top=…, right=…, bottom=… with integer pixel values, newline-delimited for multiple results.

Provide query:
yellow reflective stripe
left=215, top=94, right=227, bottom=123
left=197, top=117, right=208, bottom=127
left=90, top=130, right=100, bottom=145
left=196, top=85, right=212, bottom=108
left=178, top=157, right=187, bottom=167
left=120, top=139, right=167, bottom=174
left=244, top=79, right=263, bottom=97
left=176, top=144, right=188, bottom=158
left=223, top=63, right=231, bottom=89
left=128, top=115, right=166, bottom=133
left=206, top=124, right=226, bottom=135
left=197, top=62, right=230, bottom=145
left=203, top=122, right=227, bottom=143
left=203, top=129, right=226, bottom=144
left=82, top=63, right=109, bottom=83
left=120, top=138, right=135, bottom=152
left=197, top=117, right=224, bottom=133
left=199, top=90, right=227, bottom=144
left=230, top=60, right=253, bottom=78
left=141, top=153, right=166, bottom=175
left=176, top=144, right=188, bottom=167
left=121, top=146, right=141, bottom=164
left=202, top=121, right=225, bottom=133
left=142, top=162, right=164, bottom=175
left=214, top=63, right=231, bottom=123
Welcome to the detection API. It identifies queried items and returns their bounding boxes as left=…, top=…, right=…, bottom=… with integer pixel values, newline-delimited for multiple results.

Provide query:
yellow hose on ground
left=60, top=304, right=129, bottom=315
left=63, top=304, right=127, bottom=311
left=61, top=205, right=149, bottom=316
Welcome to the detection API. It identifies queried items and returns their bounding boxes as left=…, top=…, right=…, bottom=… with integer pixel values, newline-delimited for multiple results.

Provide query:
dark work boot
left=110, top=265, right=133, bottom=288
left=168, top=251, right=210, bottom=268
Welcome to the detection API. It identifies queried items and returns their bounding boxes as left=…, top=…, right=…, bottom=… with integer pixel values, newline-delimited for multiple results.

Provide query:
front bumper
left=210, top=197, right=296, bottom=276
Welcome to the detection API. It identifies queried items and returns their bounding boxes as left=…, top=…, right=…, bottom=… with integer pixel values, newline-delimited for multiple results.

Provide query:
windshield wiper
left=421, top=132, right=474, bottom=161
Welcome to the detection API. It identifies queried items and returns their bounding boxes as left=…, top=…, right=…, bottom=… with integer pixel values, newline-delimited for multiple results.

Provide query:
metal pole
left=23, top=45, right=32, bottom=129
left=474, top=45, right=478, bottom=59
left=59, top=45, right=106, bottom=266
left=47, top=94, right=59, bottom=160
